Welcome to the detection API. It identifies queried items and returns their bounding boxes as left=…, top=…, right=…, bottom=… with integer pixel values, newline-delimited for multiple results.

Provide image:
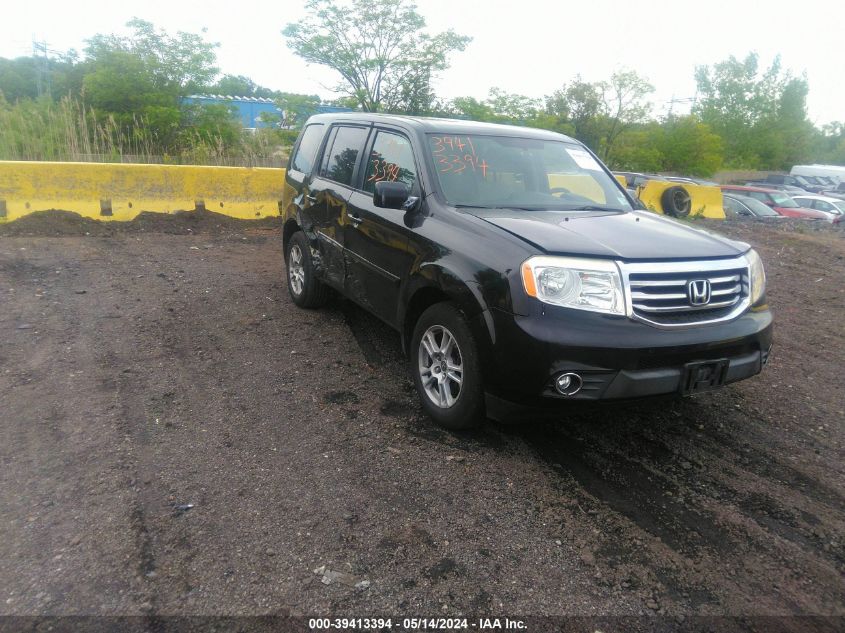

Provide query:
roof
left=720, top=185, right=783, bottom=193
left=187, top=94, right=276, bottom=104
left=304, top=112, right=576, bottom=143
left=790, top=194, right=844, bottom=202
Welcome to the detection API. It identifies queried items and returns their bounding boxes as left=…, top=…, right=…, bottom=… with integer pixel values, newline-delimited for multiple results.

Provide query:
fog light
left=555, top=372, right=583, bottom=396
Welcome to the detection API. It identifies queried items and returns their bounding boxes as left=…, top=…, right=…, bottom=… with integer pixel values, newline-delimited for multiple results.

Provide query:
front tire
left=411, top=302, right=485, bottom=430
left=285, top=231, right=330, bottom=308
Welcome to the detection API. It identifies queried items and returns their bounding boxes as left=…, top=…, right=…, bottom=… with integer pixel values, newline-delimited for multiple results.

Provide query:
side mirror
left=373, top=181, right=411, bottom=210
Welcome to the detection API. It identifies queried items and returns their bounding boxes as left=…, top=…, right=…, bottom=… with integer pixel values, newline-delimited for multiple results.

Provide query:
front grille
left=621, top=259, right=751, bottom=328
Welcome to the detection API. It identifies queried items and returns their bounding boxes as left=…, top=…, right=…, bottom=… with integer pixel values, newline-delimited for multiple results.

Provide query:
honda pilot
left=281, top=114, right=772, bottom=429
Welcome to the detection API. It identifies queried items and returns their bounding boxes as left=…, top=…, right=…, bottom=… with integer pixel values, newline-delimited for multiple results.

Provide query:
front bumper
left=478, top=304, right=772, bottom=415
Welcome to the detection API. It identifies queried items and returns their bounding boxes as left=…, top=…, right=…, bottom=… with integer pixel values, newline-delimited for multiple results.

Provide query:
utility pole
left=32, top=37, right=51, bottom=98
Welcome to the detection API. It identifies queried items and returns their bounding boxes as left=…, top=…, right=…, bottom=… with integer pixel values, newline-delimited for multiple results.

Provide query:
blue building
left=184, top=95, right=355, bottom=130
left=184, top=95, right=281, bottom=129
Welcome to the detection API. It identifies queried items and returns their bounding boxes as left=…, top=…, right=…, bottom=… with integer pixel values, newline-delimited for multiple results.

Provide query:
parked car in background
left=791, top=195, right=844, bottom=224
left=790, top=164, right=845, bottom=184
left=761, top=174, right=825, bottom=193
left=720, top=186, right=828, bottom=220
left=820, top=183, right=845, bottom=201
left=723, top=194, right=785, bottom=220
left=743, top=181, right=808, bottom=194
left=817, top=176, right=841, bottom=188
left=663, top=176, right=720, bottom=186
left=801, top=176, right=831, bottom=188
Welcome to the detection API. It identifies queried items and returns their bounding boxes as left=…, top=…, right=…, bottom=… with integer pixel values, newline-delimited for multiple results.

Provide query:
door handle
left=305, top=193, right=317, bottom=204
left=348, top=213, right=363, bottom=227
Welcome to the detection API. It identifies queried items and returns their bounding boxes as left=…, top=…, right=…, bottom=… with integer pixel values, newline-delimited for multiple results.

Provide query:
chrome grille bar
left=618, top=256, right=752, bottom=329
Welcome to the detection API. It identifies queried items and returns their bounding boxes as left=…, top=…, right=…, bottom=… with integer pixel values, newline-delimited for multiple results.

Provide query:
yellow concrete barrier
left=548, top=173, right=610, bottom=203
left=637, top=180, right=725, bottom=219
left=0, top=161, right=286, bottom=223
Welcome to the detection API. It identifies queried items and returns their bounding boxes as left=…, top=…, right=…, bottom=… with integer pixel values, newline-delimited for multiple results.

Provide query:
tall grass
left=0, top=96, right=289, bottom=167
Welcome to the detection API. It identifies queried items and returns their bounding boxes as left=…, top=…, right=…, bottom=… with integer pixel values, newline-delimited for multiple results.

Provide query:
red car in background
left=720, top=186, right=828, bottom=220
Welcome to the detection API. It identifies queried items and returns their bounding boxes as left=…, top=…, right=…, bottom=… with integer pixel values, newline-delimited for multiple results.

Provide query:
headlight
left=521, top=256, right=625, bottom=315
left=746, top=248, right=766, bottom=305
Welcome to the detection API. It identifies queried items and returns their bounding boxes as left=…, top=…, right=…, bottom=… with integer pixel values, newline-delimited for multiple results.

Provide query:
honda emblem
left=687, top=279, right=711, bottom=306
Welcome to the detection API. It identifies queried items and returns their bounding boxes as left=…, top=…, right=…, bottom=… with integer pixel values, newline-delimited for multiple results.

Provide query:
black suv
left=281, top=114, right=772, bottom=429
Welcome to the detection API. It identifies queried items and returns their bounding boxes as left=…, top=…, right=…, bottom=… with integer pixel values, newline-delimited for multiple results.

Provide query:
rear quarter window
left=290, top=124, right=325, bottom=174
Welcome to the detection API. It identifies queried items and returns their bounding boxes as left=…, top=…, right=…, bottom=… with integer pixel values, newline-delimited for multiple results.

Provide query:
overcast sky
left=2, top=0, right=842, bottom=125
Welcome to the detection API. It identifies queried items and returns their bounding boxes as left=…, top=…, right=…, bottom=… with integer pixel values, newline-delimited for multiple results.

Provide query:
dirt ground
left=0, top=211, right=843, bottom=632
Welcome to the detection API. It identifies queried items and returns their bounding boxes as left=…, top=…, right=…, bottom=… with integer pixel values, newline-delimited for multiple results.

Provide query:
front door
left=344, top=130, right=419, bottom=326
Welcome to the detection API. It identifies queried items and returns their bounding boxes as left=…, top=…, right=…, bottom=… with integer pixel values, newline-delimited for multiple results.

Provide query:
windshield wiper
left=454, top=203, right=627, bottom=212
left=563, top=205, right=626, bottom=212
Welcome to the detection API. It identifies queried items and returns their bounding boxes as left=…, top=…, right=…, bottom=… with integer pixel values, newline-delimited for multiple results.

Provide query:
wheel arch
left=400, top=265, right=496, bottom=373
left=282, top=218, right=301, bottom=256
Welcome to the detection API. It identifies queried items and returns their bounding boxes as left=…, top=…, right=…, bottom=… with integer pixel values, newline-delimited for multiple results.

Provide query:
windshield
left=427, top=134, right=631, bottom=211
left=770, top=192, right=799, bottom=208
left=729, top=195, right=779, bottom=216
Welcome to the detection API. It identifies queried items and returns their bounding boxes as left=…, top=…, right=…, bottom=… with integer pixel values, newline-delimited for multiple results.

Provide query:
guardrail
left=0, top=161, right=286, bottom=222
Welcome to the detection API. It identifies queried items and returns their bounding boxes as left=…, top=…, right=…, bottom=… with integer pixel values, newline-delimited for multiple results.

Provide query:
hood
left=469, top=209, right=746, bottom=260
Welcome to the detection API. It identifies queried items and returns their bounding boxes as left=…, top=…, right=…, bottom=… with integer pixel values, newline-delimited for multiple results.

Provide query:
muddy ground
left=0, top=212, right=843, bottom=632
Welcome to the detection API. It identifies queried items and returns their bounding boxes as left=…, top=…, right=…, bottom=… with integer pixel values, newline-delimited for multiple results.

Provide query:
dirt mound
left=0, top=209, right=281, bottom=237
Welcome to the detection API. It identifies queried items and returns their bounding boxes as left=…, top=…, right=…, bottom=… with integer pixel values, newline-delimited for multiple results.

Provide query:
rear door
left=343, top=128, right=420, bottom=326
left=306, top=124, right=370, bottom=289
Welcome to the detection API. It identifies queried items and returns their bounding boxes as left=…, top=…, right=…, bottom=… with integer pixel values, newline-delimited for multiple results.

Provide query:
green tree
left=447, top=96, right=495, bottom=121
left=448, top=88, right=541, bottom=124
left=82, top=19, right=223, bottom=148
left=275, top=92, right=321, bottom=128
left=815, top=122, right=845, bottom=164
left=655, top=115, right=724, bottom=176
left=542, top=71, right=652, bottom=161
left=607, top=126, right=663, bottom=173
left=485, top=88, right=542, bottom=122
left=0, top=57, right=37, bottom=101
left=0, top=52, right=84, bottom=102
left=180, top=103, right=243, bottom=147
left=82, top=49, right=169, bottom=114
left=545, top=76, right=607, bottom=150
left=84, top=18, right=219, bottom=111
left=693, top=53, right=813, bottom=169
left=212, top=74, right=278, bottom=98
left=282, top=0, right=470, bottom=112
left=601, top=70, right=654, bottom=163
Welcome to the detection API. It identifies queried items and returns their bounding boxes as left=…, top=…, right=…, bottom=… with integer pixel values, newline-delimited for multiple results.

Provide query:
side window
left=363, top=131, right=417, bottom=193
left=322, top=126, right=369, bottom=186
left=290, top=124, right=324, bottom=174
left=746, top=191, right=767, bottom=203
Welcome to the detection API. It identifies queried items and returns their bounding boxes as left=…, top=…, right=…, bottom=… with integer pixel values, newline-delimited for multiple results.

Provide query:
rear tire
left=285, top=231, right=330, bottom=308
left=410, top=302, right=485, bottom=430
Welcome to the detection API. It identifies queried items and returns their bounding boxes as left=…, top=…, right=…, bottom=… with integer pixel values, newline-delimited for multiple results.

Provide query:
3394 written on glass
left=430, top=136, right=488, bottom=177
